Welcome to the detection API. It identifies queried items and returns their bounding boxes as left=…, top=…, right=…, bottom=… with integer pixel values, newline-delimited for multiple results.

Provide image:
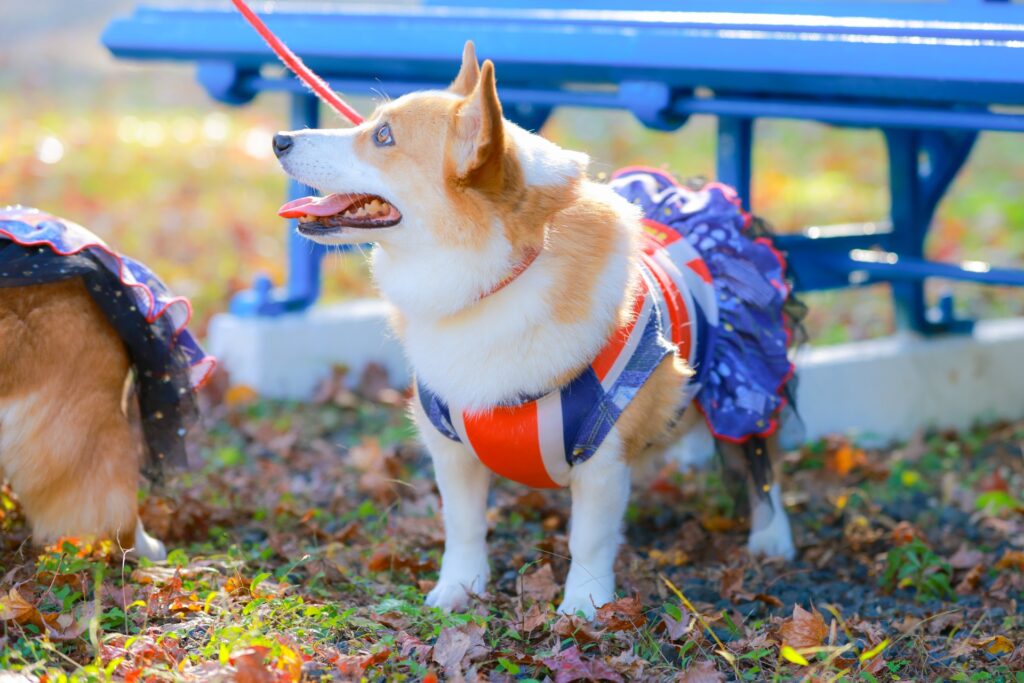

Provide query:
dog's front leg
left=558, top=431, right=631, bottom=618
left=414, top=404, right=491, bottom=611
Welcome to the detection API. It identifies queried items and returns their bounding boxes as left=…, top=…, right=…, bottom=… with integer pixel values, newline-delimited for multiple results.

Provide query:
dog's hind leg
left=720, top=435, right=796, bottom=561
left=662, top=406, right=716, bottom=472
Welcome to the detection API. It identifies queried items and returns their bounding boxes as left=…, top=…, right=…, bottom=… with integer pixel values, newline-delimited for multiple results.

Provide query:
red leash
left=229, top=0, right=365, bottom=125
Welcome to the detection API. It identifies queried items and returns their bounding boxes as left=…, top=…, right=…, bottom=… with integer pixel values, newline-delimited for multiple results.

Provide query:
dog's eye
left=374, top=123, right=394, bottom=147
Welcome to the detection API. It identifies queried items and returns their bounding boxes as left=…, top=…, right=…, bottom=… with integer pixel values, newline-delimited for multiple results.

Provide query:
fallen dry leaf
left=778, top=605, right=827, bottom=650
left=676, top=659, right=726, bottom=683
left=661, top=610, right=692, bottom=641
left=432, top=623, right=488, bottom=678
left=719, top=567, right=755, bottom=603
left=519, top=602, right=550, bottom=634
left=830, top=442, right=866, bottom=476
left=553, top=614, right=603, bottom=644
left=230, top=647, right=277, bottom=683
left=366, top=546, right=437, bottom=577
left=955, top=564, right=985, bottom=595
left=332, top=648, right=391, bottom=678
left=972, top=634, right=1015, bottom=656
left=948, top=545, right=985, bottom=570
left=889, top=521, right=922, bottom=546
left=542, top=644, right=624, bottom=683
left=519, top=563, right=560, bottom=604
left=995, top=550, right=1024, bottom=572
left=595, top=594, right=647, bottom=632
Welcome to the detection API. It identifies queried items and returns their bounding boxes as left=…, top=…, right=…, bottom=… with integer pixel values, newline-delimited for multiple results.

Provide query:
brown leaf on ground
left=995, top=549, right=1024, bottom=572
left=661, top=611, right=692, bottom=641
left=432, top=623, right=488, bottom=678
left=778, top=605, right=827, bottom=649
left=0, top=588, right=88, bottom=641
left=519, top=563, right=560, bottom=604
left=332, top=648, right=391, bottom=678
left=925, top=610, right=963, bottom=635
left=595, top=594, right=647, bottom=631
left=366, top=545, right=437, bottom=577
left=829, top=442, right=866, bottom=476
left=972, top=635, right=1015, bottom=656
left=541, top=644, right=624, bottom=683
left=889, top=521, right=922, bottom=546
left=553, top=614, right=603, bottom=644
left=230, top=647, right=277, bottom=683
left=396, top=631, right=431, bottom=664
left=948, top=545, right=985, bottom=570
left=955, top=564, right=985, bottom=595
left=754, top=592, right=783, bottom=608
left=719, top=567, right=755, bottom=603
left=608, top=650, right=646, bottom=679
left=676, top=659, right=726, bottom=682
left=0, top=588, right=37, bottom=624
left=518, top=602, right=551, bottom=634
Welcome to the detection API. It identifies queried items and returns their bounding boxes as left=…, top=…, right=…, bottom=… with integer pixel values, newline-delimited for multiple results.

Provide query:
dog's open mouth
left=278, top=193, right=402, bottom=233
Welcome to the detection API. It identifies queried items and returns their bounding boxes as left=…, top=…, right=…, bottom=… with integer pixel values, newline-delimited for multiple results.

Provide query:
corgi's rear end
left=0, top=279, right=165, bottom=559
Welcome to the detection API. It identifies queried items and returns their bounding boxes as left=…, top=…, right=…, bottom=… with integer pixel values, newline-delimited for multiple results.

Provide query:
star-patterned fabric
left=610, top=167, right=794, bottom=443
left=0, top=206, right=215, bottom=482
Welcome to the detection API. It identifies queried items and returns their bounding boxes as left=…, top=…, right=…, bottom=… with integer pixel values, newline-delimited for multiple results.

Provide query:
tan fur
left=0, top=279, right=140, bottom=550
left=616, top=355, right=693, bottom=462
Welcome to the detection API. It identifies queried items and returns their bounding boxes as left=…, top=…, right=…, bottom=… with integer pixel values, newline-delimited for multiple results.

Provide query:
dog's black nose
left=272, top=133, right=294, bottom=158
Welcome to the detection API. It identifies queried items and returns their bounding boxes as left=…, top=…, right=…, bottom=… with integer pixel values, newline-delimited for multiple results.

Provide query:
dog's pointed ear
left=449, top=41, right=480, bottom=96
left=452, top=59, right=505, bottom=191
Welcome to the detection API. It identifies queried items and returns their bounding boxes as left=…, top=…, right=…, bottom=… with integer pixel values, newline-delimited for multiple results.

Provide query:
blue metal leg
left=231, top=93, right=327, bottom=316
left=885, top=129, right=976, bottom=334
left=505, top=103, right=552, bottom=132
left=716, top=116, right=753, bottom=210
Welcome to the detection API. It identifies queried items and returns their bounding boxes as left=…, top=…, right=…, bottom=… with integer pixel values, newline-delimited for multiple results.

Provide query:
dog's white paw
left=748, top=484, right=796, bottom=561
left=557, top=580, right=613, bottom=619
left=132, top=522, right=167, bottom=562
left=747, top=512, right=796, bottom=561
left=425, top=574, right=487, bottom=611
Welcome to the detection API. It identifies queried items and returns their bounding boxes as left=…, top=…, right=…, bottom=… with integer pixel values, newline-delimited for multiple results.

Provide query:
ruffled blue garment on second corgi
left=0, top=206, right=215, bottom=481
left=610, top=167, right=794, bottom=443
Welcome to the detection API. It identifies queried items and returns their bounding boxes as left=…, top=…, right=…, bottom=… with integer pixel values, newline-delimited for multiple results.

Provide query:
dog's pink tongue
left=278, top=194, right=352, bottom=219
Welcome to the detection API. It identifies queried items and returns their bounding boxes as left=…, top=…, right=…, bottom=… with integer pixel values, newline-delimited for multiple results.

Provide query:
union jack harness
left=418, top=168, right=794, bottom=489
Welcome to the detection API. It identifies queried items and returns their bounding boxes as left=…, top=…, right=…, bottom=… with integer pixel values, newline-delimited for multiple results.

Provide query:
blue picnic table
left=102, top=0, right=1024, bottom=334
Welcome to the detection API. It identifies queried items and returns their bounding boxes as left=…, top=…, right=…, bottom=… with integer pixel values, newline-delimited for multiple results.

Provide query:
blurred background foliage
left=2, top=0, right=1022, bottom=343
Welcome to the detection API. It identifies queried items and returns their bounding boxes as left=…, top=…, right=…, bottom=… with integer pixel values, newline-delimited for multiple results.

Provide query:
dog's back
left=0, top=279, right=141, bottom=549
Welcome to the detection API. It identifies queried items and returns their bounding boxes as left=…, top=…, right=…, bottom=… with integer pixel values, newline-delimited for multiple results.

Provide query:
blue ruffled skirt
left=610, top=167, right=794, bottom=443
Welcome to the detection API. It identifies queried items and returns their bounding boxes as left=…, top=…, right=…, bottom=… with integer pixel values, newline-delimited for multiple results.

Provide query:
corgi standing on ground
left=275, top=42, right=799, bottom=617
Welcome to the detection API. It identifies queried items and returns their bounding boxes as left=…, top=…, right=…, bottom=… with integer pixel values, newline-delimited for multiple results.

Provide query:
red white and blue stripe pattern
left=419, top=168, right=794, bottom=489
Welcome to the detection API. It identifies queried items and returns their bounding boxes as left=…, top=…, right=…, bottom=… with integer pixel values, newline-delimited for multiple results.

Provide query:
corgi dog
left=274, top=42, right=798, bottom=617
left=0, top=208, right=213, bottom=560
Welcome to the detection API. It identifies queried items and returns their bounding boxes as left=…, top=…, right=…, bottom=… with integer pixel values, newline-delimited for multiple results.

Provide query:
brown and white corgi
left=0, top=208, right=212, bottom=560
left=275, top=42, right=798, bottom=617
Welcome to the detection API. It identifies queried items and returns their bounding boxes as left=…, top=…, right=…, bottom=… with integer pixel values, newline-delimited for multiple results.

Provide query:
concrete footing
left=208, top=302, right=1024, bottom=445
